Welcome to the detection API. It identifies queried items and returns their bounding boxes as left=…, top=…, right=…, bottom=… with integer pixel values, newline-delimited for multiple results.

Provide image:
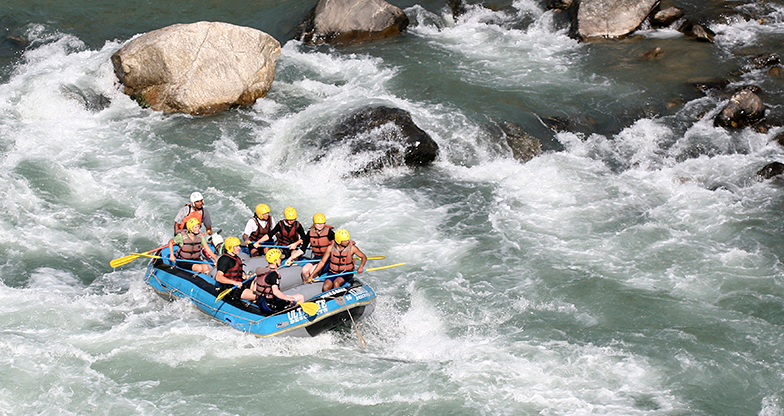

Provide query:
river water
left=2, top=0, right=784, bottom=415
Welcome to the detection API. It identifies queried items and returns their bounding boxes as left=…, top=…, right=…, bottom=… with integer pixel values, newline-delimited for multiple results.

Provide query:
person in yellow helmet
left=242, top=203, right=274, bottom=257
left=306, top=213, right=335, bottom=258
left=167, top=217, right=218, bottom=274
left=300, top=212, right=335, bottom=279
left=214, top=236, right=254, bottom=301
left=305, top=228, right=367, bottom=292
left=253, top=206, right=308, bottom=262
left=253, top=248, right=305, bottom=315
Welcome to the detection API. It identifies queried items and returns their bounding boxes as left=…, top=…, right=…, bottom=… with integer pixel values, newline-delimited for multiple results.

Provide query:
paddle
left=110, top=245, right=167, bottom=268
left=132, top=252, right=214, bottom=265
left=313, top=262, right=406, bottom=282
left=291, top=255, right=385, bottom=265
left=242, top=242, right=291, bottom=250
left=298, top=301, right=319, bottom=316
left=215, top=275, right=255, bottom=302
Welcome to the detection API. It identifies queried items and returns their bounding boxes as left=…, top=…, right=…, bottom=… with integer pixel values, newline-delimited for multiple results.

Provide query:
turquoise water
left=2, top=0, right=784, bottom=415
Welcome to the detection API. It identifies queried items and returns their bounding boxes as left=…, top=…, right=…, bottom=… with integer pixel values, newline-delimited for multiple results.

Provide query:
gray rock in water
left=757, top=162, right=784, bottom=179
left=651, top=7, right=684, bottom=27
left=296, top=0, right=409, bottom=45
left=111, top=21, right=281, bottom=116
left=576, top=0, right=659, bottom=39
left=327, top=106, right=438, bottom=174
left=499, top=122, right=541, bottom=162
left=714, top=89, right=766, bottom=129
left=678, top=20, right=716, bottom=42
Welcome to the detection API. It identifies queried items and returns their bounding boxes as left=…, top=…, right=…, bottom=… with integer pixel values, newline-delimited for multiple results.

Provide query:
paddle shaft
left=243, top=242, right=293, bottom=250
left=292, top=255, right=385, bottom=265
left=134, top=253, right=214, bottom=265
left=314, top=262, right=406, bottom=281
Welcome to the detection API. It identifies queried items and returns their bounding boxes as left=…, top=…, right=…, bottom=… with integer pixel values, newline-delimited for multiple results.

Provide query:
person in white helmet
left=173, top=191, right=213, bottom=235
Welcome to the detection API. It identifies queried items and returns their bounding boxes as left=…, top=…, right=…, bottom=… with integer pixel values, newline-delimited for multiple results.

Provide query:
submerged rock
left=641, top=47, right=663, bottom=61
left=499, top=122, right=542, bottom=162
left=326, top=106, right=438, bottom=174
left=61, top=85, right=112, bottom=112
left=296, top=0, right=409, bottom=45
left=679, top=20, right=716, bottom=42
left=111, top=21, right=281, bottom=116
left=447, top=0, right=467, bottom=19
left=757, top=162, right=784, bottom=179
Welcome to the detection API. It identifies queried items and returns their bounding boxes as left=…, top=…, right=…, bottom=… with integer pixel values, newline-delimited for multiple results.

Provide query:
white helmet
left=190, top=191, right=204, bottom=203
left=211, top=234, right=224, bottom=245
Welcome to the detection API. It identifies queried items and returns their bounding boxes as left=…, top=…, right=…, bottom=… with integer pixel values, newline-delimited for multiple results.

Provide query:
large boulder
left=111, top=22, right=281, bottom=116
left=714, top=89, right=766, bottom=129
left=324, top=106, right=438, bottom=174
left=296, top=0, right=409, bottom=45
left=577, top=0, right=659, bottom=39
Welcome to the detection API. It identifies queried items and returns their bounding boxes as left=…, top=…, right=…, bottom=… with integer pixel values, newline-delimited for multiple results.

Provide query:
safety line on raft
left=146, top=268, right=259, bottom=325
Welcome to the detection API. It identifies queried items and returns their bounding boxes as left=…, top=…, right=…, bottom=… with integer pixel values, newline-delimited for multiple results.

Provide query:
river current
left=1, top=0, right=784, bottom=415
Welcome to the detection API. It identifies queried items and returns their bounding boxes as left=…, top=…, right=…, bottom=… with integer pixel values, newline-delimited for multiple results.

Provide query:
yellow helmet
left=284, top=206, right=297, bottom=220
left=266, top=248, right=282, bottom=264
left=255, top=203, right=270, bottom=217
left=224, top=236, right=241, bottom=253
left=335, top=228, right=350, bottom=244
left=313, top=212, right=326, bottom=224
left=186, top=218, right=201, bottom=233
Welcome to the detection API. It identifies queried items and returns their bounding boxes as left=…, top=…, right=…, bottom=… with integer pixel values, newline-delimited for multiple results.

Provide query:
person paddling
left=242, top=203, right=274, bottom=257
left=214, top=237, right=254, bottom=301
left=305, top=228, right=367, bottom=292
left=168, top=218, right=218, bottom=274
left=254, top=206, right=308, bottom=262
left=253, top=249, right=305, bottom=315
left=301, top=212, right=335, bottom=279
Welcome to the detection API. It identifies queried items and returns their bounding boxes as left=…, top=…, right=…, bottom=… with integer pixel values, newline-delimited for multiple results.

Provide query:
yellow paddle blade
left=366, top=262, right=406, bottom=272
left=298, top=302, right=319, bottom=316
left=109, top=245, right=167, bottom=268
left=215, top=287, right=233, bottom=302
left=109, top=254, right=143, bottom=268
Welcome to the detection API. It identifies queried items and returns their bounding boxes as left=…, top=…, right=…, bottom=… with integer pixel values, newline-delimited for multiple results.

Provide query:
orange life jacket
left=308, top=225, right=334, bottom=257
left=178, top=204, right=203, bottom=231
left=328, top=241, right=354, bottom=274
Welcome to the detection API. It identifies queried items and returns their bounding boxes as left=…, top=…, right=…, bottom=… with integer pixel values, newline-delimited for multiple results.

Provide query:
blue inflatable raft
left=143, top=247, right=376, bottom=337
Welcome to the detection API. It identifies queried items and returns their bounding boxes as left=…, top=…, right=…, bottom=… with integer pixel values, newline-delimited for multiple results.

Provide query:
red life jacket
left=275, top=220, right=301, bottom=246
left=178, top=204, right=203, bottom=231
left=328, top=241, right=355, bottom=274
left=249, top=215, right=272, bottom=242
left=176, top=230, right=203, bottom=260
left=222, top=254, right=244, bottom=282
left=308, top=225, right=333, bottom=257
